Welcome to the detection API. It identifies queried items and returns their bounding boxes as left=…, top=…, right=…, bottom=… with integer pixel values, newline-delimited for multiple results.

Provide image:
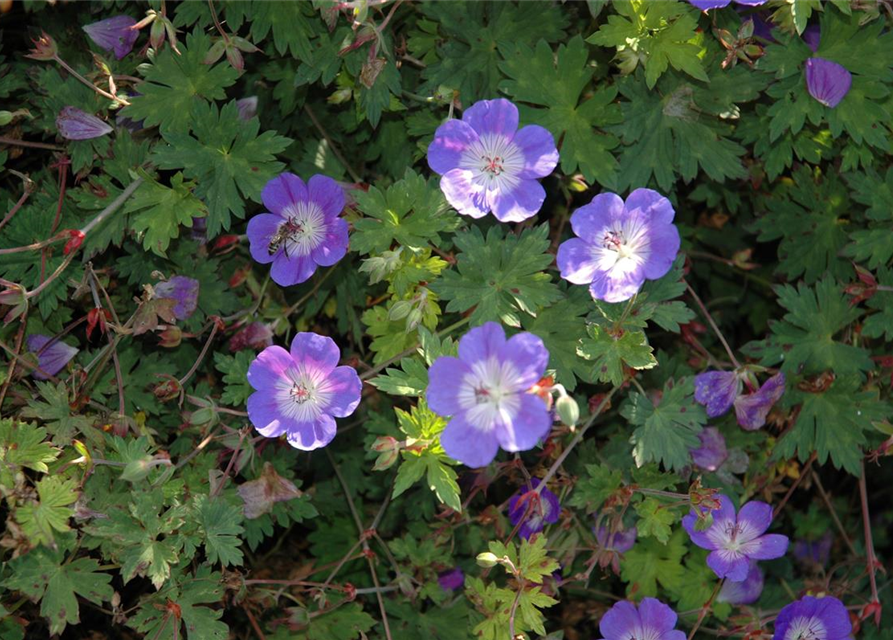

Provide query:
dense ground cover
left=1, top=1, right=893, bottom=639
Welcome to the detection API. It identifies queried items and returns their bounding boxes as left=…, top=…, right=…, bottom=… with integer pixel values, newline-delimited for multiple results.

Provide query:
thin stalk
left=685, top=280, right=740, bottom=368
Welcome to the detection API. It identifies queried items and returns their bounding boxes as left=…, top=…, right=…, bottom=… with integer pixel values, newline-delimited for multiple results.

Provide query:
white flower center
left=275, top=203, right=326, bottom=257
left=785, top=616, right=827, bottom=640
left=459, top=133, right=524, bottom=193
left=593, top=217, right=652, bottom=275
left=457, top=356, right=523, bottom=431
left=275, top=366, right=333, bottom=423
left=621, top=626, right=662, bottom=640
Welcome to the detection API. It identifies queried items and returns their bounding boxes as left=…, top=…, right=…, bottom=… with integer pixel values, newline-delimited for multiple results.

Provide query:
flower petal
left=744, top=533, right=789, bottom=560
left=733, top=372, right=785, bottom=431
left=83, top=15, right=138, bottom=59
left=625, top=188, right=676, bottom=225
left=154, top=276, right=199, bottom=321
left=462, top=98, right=519, bottom=136
left=638, top=598, right=679, bottom=633
left=513, top=125, right=559, bottom=179
left=247, top=213, right=285, bottom=265
left=262, top=173, right=308, bottom=216
left=324, top=366, right=362, bottom=418
left=428, top=119, right=480, bottom=175
left=718, top=562, right=764, bottom=605
left=805, top=57, right=852, bottom=109
left=270, top=253, right=317, bottom=286
left=570, top=193, right=625, bottom=242
left=500, top=332, right=550, bottom=389
left=557, top=238, right=599, bottom=286
left=311, top=217, right=349, bottom=267
left=286, top=414, right=336, bottom=451
left=440, top=169, right=489, bottom=218
left=707, top=549, right=750, bottom=582
left=427, top=356, right=471, bottom=417
left=26, top=334, right=79, bottom=380
left=440, top=414, right=499, bottom=468
left=694, top=371, right=739, bottom=418
left=588, top=264, right=645, bottom=303
left=56, top=107, right=113, bottom=140
left=495, top=393, right=551, bottom=452
left=290, top=332, right=341, bottom=374
left=736, top=500, right=773, bottom=541
left=308, top=174, right=345, bottom=219
left=247, top=391, right=289, bottom=438
left=598, top=600, right=641, bottom=640
left=641, top=222, right=681, bottom=280
left=490, top=179, right=546, bottom=222
left=247, top=345, right=293, bottom=391
left=688, top=0, right=732, bottom=9
left=458, top=322, right=506, bottom=364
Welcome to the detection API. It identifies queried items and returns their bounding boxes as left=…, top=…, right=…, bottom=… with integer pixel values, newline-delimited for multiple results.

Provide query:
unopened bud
left=555, top=395, right=579, bottom=427
left=475, top=552, right=499, bottom=568
left=158, top=326, right=182, bottom=348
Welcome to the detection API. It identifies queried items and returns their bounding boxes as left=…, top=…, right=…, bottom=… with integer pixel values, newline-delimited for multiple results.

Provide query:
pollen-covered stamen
left=279, top=202, right=327, bottom=257
left=459, top=133, right=524, bottom=192
left=787, top=617, right=825, bottom=640
left=458, top=356, right=523, bottom=431
left=290, top=382, right=312, bottom=404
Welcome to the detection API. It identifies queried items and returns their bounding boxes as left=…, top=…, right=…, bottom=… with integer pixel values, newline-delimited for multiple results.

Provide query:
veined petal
left=262, top=173, right=308, bottom=215
left=428, top=119, right=480, bottom=175
left=513, top=125, right=559, bottom=179
left=462, top=98, right=519, bottom=137
left=440, top=414, right=499, bottom=467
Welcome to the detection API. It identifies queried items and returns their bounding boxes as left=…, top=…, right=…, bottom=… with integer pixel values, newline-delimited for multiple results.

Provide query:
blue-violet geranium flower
left=597, top=598, right=686, bottom=640
left=154, top=275, right=199, bottom=321
left=773, top=595, right=852, bottom=640
left=83, top=15, right=139, bottom=59
left=56, top=106, right=113, bottom=140
left=805, top=58, right=852, bottom=109
left=507, top=479, right=560, bottom=540
left=694, top=370, right=785, bottom=431
left=247, top=332, right=362, bottom=451
left=556, top=189, right=680, bottom=303
left=427, top=98, right=559, bottom=222
left=718, top=562, right=764, bottom=605
left=247, top=173, right=348, bottom=287
left=426, top=322, right=551, bottom=468
left=683, top=493, right=789, bottom=582
left=688, top=0, right=766, bottom=10
left=26, top=334, right=79, bottom=380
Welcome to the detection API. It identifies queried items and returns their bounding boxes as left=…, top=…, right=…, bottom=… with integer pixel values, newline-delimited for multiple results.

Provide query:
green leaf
left=16, top=476, right=78, bottom=547
left=351, top=169, right=459, bottom=255
left=578, top=325, right=657, bottom=387
left=415, top=1, right=568, bottom=102
left=297, top=602, right=376, bottom=640
left=612, top=73, right=746, bottom=192
left=122, top=30, right=238, bottom=136
left=777, top=376, right=890, bottom=476
left=128, top=566, right=228, bottom=640
left=194, top=495, right=245, bottom=567
left=248, top=2, right=315, bottom=59
left=214, top=351, right=254, bottom=407
left=521, top=287, right=591, bottom=391
left=622, top=378, right=706, bottom=472
left=863, top=267, right=893, bottom=341
left=0, top=419, right=59, bottom=477
left=367, top=356, right=430, bottom=397
left=125, top=172, right=207, bottom=257
left=634, top=497, right=679, bottom=544
left=425, top=455, right=462, bottom=513
left=431, top=224, right=561, bottom=327
left=620, top=528, right=687, bottom=598
left=518, top=534, right=560, bottom=583
left=499, top=36, right=620, bottom=186
left=749, top=278, right=872, bottom=377
left=7, top=547, right=113, bottom=636
left=567, top=464, right=623, bottom=513
left=152, top=100, right=291, bottom=237
left=587, top=1, right=707, bottom=88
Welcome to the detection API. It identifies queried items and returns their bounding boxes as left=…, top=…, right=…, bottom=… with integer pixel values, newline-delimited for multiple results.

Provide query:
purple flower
left=734, top=373, right=785, bottom=430
left=793, top=533, right=832, bottom=568
left=437, top=567, right=465, bottom=592
left=803, top=24, right=821, bottom=52
left=773, top=596, right=852, bottom=640
left=688, top=0, right=766, bottom=10
left=426, top=322, right=551, bottom=468
left=691, top=427, right=729, bottom=471
left=154, top=276, right=199, bottom=321
left=56, top=106, right=113, bottom=140
left=694, top=371, right=785, bottom=431
left=595, top=524, right=638, bottom=553
left=247, top=333, right=362, bottom=451
left=718, top=562, right=764, bottom=605
left=237, top=96, right=258, bottom=121
left=508, top=479, right=560, bottom=540
left=427, top=98, right=558, bottom=223
left=247, top=173, right=348, bottom=287
left=682, top=494, right=789, bottom=582
left=556, top=189, right=680, bottom=303
left=26, top=334, right=78, bottom=380
left=597, top=598, right=686, bottom=640
left=805, top=58, right=852, bottom=109
left=82, top=15, right=138, bottom=59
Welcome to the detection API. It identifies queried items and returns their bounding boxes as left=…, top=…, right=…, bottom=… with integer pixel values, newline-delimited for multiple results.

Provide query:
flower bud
left=555, top=395, right=580, bottom=427
left=158, top=326, right=183, bottom=348
left=475, top=552, right=499, bottom=568
left=189, top=406, right=217, bottom=427
left=153, top=378, right=181, bottom=402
